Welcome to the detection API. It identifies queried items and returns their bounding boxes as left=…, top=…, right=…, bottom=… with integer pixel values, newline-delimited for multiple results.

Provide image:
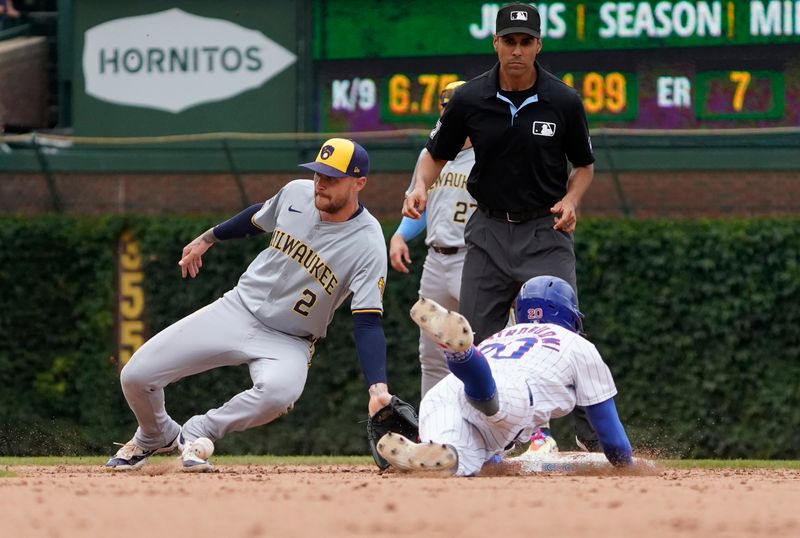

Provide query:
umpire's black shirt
left=426, top=61, right=595, bottom=213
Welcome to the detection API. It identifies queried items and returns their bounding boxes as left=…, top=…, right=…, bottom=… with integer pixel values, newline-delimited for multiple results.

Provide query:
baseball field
left=1, top=457, right=798, bottom=537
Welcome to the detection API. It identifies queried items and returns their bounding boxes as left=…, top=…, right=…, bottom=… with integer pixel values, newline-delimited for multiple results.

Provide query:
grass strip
left=0, top=456, right=798, bottom=470
left=0, top=455, right=374, bottom=466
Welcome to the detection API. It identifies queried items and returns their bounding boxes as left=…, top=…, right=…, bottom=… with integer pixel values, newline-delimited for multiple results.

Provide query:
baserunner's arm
left=584, top=398, right=633, bottom=466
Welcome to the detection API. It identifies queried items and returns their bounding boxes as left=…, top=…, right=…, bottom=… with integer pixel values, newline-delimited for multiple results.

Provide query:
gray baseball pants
left=459, top=209, right=577, bottom=343
left=120, top=290, right=312, bottom=451
left=418, top=248, right=467, bottom=397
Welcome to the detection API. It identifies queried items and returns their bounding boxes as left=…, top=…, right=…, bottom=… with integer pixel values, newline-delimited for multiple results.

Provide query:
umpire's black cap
left=495, top=3, right=541, bottom=38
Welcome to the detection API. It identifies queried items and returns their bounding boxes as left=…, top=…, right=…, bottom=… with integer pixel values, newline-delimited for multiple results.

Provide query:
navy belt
left=431, top=245, right=460, bottom=255
left=478, top=204, right=550, bottom=223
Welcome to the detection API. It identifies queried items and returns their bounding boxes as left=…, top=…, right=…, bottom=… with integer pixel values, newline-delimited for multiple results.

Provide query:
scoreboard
left=312, top=0, right=800, bottom=131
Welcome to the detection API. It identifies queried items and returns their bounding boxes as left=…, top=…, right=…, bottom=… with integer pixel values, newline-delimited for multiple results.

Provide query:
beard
left=314, top=191, right=348, bottom=214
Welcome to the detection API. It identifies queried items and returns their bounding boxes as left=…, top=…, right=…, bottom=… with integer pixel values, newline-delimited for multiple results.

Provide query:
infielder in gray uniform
left=106, top=138, right=393, bottom=472
left=390, top=81, right=476, bottom=398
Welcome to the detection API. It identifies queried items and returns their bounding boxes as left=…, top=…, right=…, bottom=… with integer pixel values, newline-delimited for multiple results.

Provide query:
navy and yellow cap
left=300, top=138, right=370, bottom=178
left=440, top=80, right=466, bottom=108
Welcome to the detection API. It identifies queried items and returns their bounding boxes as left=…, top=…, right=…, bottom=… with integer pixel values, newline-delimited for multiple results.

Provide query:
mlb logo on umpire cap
left=300, top=138, right=370, bottom=178
left=495, top=3, right=541, bottom=37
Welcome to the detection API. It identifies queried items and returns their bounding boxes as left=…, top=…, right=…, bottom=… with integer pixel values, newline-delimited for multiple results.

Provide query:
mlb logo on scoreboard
left=510, top=11, right=528, bottom=21
left=533, top=121, right=556, bottom=137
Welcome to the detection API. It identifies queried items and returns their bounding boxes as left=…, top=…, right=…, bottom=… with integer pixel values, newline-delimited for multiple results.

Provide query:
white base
left=510, top=451, right=654, bottom=474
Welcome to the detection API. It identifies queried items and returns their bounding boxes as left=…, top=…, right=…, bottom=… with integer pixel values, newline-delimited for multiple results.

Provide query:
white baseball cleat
left=376, top=432, right=458, bottom=473
left=105, top=435, right=178, bottom=471
left=179, top=435, right=215, bottom=473
left=410, top=297, right=473, bottom=353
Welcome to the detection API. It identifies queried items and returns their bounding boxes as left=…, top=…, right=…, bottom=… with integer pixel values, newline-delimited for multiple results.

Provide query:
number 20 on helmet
left=514, top=275, right=584, bottom=333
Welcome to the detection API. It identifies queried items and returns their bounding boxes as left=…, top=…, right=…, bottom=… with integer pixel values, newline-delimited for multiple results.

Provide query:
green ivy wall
left=0, top=217, right=797, bottom=458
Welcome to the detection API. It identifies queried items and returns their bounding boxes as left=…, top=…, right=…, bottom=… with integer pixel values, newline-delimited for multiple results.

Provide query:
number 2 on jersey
left=293, top=289, right=317, bottom=317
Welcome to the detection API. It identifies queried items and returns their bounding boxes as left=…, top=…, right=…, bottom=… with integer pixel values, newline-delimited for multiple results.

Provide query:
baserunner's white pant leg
left=420, top=372, right=538, bottom=476
left=419, top=377, right=489, bottom=476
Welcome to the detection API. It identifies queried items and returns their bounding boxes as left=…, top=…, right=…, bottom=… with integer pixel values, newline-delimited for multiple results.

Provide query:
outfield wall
left=2, top=130, right=799, bottom=217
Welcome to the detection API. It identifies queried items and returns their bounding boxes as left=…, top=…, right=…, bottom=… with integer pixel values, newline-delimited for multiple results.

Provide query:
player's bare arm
left=402, top=151, right=447, bottom=219
left=178, top=228, right=216, bottom=279
left=552, top=163, right=594, bottom=233
left=389, top=234, right=412, bottom=273
left=367, top=382, right=392, bottom=416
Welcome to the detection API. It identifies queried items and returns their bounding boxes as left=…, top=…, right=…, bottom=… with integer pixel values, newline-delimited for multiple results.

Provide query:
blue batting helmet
left=514, top=276, right=583, bottom=333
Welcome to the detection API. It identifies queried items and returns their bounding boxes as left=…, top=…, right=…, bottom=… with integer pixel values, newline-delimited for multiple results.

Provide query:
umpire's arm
left=402, top=151, right=447, bottom=219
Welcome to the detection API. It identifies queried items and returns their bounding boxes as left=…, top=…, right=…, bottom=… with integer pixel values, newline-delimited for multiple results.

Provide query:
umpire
left=402, top=3, right=598, bottom=449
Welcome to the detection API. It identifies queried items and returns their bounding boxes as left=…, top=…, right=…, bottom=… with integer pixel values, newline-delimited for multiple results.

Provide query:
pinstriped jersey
left=477, top=323, right=617, bottom=427
left=408, top=148, right=476, bottom=248
left=234, top=180, right=387, bottom=339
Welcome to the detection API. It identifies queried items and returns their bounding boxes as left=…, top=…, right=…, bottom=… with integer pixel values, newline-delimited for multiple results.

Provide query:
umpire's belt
left=478, top=204, right=550, bottom=223
left=430, top=245, right=461, bottom=255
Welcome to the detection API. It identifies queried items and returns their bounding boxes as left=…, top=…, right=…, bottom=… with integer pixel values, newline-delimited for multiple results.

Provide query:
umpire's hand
left=551, top=198, right=578, bottom=233
left=402, top=186, right=428, bottom=219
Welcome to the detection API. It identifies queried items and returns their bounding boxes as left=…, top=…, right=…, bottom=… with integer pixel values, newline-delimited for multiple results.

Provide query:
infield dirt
left=1, top=464, right=798, bottom=537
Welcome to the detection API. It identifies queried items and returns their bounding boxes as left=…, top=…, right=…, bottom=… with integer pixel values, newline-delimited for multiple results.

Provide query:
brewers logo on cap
left=299, top=138, right=370, bottom=178
left=320, top=145, right=335, bottom=160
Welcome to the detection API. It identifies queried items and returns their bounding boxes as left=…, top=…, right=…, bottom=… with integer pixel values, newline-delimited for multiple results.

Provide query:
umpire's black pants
left=458, top=208, right=599, bottom=449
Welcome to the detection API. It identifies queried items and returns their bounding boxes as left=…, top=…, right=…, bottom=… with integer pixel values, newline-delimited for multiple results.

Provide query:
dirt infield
left=1, top=463, right=798, bottom=538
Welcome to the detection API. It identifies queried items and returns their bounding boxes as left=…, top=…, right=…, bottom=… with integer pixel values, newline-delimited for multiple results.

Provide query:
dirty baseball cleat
left=410, top=297, right=473, bottom=352
left=527, top=427, right=558, bottom=455
left=376, top=432, right=458, bottom=473
left=105, top=435, right=179, bottom=471
left=179, top=435, right=215, bottom=473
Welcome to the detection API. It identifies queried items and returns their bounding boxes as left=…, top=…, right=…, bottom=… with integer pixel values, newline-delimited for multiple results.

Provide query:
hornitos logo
left=83, top=8, right=297, bottom=113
